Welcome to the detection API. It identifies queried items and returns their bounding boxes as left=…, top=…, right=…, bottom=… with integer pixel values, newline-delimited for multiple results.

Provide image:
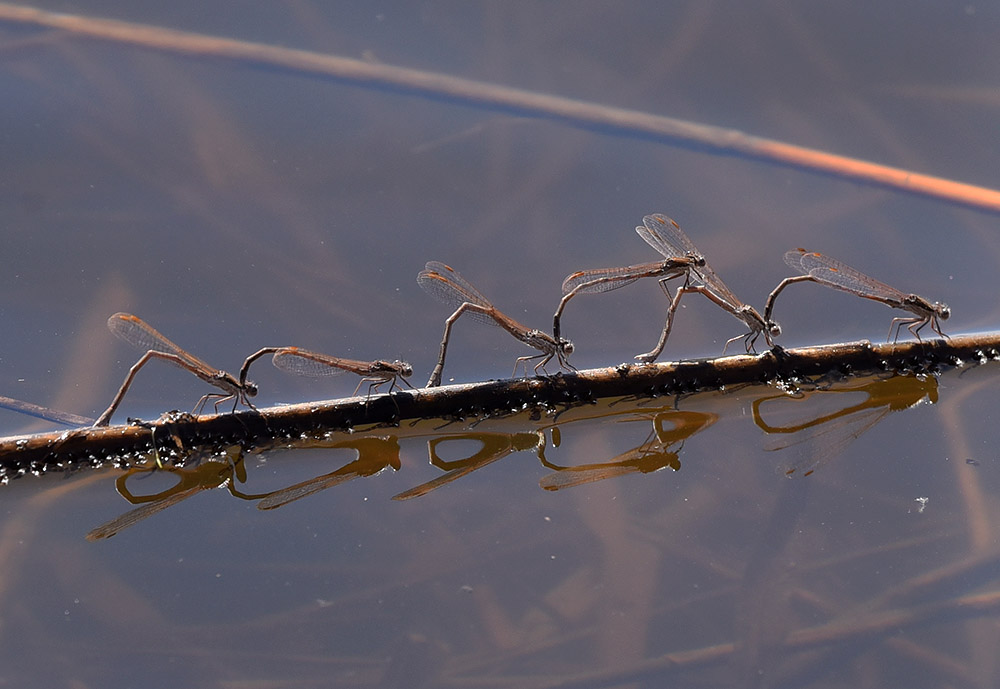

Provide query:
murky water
left=3, top=1, right=1000, bottom=687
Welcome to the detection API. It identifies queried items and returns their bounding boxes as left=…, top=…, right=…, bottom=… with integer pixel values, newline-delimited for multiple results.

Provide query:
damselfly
left=95, top=313, right=258, bottom=426
left=552, top=217, right=706, bottom=343
left=764, top=249, right=950, bottom=342
left=239, top=346, right=413, bottom=397
left=632, top=215, right=781, bottom=363
left=417, top=261, right=575, bottom=387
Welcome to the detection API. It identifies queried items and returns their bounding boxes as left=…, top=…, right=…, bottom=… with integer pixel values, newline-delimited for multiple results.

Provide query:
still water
left=2, top=1, right=1000, bottom=687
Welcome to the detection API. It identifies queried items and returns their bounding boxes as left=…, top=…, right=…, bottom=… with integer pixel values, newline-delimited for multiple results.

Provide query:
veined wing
left=271, top=348, right=362, bottom=377
left=785, top=249, right=908, bottom=305
left=417, top=261, right=504, bottom=327
left=561, top=263, right=655, bottom=294
left=637, top=217, right=744, bottom=306
left=107, top=312, right=216, bottom=372
left=636, top=214, right=700, bottom=259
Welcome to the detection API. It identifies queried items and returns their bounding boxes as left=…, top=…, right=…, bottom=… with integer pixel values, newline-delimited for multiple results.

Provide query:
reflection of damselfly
left=417, top=261, right=575, bottom=387
left=95, top=313, right=259, bottom=426
left=538, top=410, right=715, bottom=490
left=552, top=217, right=706, bottom=343
left=86, top=446, right=265, bottom=540
left=239, top=346, right=413, bottom=398
left=256, top=436, right=401, bottom=510
left=753, top=374, right=938, bottom=477
left=631, top=215, right=781, bottom=363
left=764, top=249, right=950, bottom=342
left=392, top=431, right=546, bottom=500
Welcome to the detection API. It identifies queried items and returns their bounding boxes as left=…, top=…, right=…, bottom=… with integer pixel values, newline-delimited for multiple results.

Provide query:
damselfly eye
left=939, top=304, right=951, bottom=320
left=245, top=382, right=258, bottom=397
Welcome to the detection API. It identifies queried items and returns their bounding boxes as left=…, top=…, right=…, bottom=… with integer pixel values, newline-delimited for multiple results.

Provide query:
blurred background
left=2, top=2, right=1000, bottom=687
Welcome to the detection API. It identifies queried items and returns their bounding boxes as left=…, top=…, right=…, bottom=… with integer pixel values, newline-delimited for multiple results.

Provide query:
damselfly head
left=936, top=303, right=951, bottom=320
left=396, top=361, right=414, bottom=377
left=244, top=381, right=259, bottom=397
left=767, top=320, right=782, bottom=337
left=559, top=338, right=575, bottom=356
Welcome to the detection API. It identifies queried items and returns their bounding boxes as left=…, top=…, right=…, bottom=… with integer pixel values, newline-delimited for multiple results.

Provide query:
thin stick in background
left=417, top=261, right=575, bottom=387
left=633, top=215, right=781, bottom=363
left=0, top=395, right=93, bottom=427
left=764, top=249, right=950, bottom=342
left=239, top=346, right=413, bottom=398
left=1, top=3, right=999, bottom=214
left=94, top=313, right=258, bottom=426
left=552, top=215, right=706, bottom=343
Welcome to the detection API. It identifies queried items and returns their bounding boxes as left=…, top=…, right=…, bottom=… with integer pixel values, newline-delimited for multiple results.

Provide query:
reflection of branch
left=2, top=334, right=998, bottom=480
left=1, top=2, right=999, bottom=213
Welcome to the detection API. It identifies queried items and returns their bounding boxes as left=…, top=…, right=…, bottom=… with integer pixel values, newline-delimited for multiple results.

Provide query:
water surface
left=3, top=1, right=1000, bottom=686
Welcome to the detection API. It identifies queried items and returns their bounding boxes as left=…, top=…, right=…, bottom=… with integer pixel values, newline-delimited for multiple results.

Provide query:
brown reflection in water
left=86, top=445, right=262, bottom=540
left=393, top=430, right=546, bottom=500
left=753, top=373, right=939, bottom=477
left=394, top=408, right=716, bottom=499
left=88, top=436, right=402, bottom=536
left=84, top=396, right=721, bottom=532
left=83, top=373, right=940, bottom=536
left=539, top=410, right=715, bottom=490
left=256, top=436, right=400, bottom=510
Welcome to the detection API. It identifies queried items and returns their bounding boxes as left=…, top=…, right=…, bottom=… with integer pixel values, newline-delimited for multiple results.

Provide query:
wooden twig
left=1, top=333, right=998, bottom=482
left=1, top=3, right=999, bottom=214
left=0, top=395, right=94, bottom=427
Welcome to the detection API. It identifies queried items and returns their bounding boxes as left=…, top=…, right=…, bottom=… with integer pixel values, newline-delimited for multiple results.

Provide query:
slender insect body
left=418, top=261, right=575, bottom=387
left=765, top=248, right=950, bottom=343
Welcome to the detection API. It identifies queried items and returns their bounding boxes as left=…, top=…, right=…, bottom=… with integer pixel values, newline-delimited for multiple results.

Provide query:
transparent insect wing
left=417, top=262, right=500, bottom=327
left=421, top=261, right=492, bottom=306
left=272, top=351, right=350, bottom=377
left=637, top=217, right=749, bottom=306
left=636, top=214, right=700, bottom=259
left=788, top=250, right=907, bottom=303
left=782, top=248, right=812, bottom=273
left=108, top=313, right=185, bottom=357
left=107, top=313, right=215, bottom=372
left=561, top=266, right=648, bottom=295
